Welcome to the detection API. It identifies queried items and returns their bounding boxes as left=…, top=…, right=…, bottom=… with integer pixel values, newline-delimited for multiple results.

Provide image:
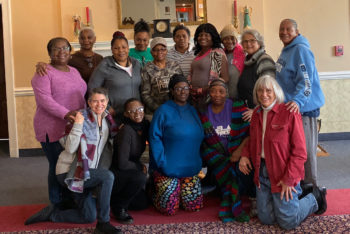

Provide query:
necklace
left=84, top=55, right=94, bottom=68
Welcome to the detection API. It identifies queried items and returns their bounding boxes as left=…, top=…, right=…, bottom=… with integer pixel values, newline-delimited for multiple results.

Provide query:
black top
left=112, top=124, right=147, bottom=171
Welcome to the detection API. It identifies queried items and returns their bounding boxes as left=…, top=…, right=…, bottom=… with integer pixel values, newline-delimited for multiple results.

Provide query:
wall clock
left=152, top=19, right=172, bottom=38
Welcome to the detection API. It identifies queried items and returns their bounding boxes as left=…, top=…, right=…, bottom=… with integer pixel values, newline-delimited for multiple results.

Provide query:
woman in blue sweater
left=149, top=74, right=204, bottom=215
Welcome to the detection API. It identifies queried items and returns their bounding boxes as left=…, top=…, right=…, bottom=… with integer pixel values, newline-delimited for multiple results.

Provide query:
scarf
left=122, top=117, right=150, bottom=139
left=65, top=108, right=118, bottom=193
left=226, top=43, right=245, bottom=74
left=209, top=48, right=226, bottom=83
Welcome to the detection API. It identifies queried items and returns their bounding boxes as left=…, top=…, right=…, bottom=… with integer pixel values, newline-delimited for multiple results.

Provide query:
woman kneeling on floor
left=110, top=98, right=150, bottom=224
left=25, top=88, right=122, bottom=234
left=239, top=75, right=327, bottom=230
left=149, top=74, right=204, bottom=215
left=199, top=79, right=256, bottom=222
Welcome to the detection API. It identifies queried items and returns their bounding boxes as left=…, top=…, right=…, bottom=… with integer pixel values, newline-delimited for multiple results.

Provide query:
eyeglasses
left=52, top=46, right=70, bottom=52
left=174, top=86, right=190, bottom=92
left=242, top=39, right=258, bottom=45
left=127, top=106, right=144, bottom=114
left=152, top=48, right=167, bottom=53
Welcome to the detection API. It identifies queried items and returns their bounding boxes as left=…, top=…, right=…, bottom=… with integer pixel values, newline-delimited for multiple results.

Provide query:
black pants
left=110, top=169, right=148, bottom=211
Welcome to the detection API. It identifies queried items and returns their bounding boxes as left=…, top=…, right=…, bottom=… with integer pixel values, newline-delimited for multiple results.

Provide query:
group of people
left=26, top=17, right=327, bottom=233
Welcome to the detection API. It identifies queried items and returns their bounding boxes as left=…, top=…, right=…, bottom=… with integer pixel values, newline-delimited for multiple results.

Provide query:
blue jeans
left=40, top=135, right=64, bottom=204
left=256, top=160, right=318, bottom=230
left=52, top=169, right=114, bottom=223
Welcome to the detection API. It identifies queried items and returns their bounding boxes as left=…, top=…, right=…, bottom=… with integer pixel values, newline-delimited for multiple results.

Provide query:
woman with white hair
left=238, top=29, right=275, bottom=122
left=239, top=75, right=327, bottom=230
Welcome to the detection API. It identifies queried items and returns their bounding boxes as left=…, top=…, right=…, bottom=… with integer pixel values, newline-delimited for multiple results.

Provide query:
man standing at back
left=276, top=18, right=325, bottom=187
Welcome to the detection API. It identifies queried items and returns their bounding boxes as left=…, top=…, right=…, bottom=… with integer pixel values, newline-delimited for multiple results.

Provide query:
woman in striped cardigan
left=199, top=79, right=255, bottom=222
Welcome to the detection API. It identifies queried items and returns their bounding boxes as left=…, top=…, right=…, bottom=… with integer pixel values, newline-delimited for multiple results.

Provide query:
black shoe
left=298, top=182, right=314, bottom=200
left=113, top=208, right=134, bottom=224
left=313, top=186, right=327, bottom=215
left=94, top=221, right=123, bottom=234
left=24, top=205, right=55, bottom=225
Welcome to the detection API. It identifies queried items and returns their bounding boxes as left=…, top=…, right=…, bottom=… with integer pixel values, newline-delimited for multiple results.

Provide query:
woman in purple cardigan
left=31, top=37, right=86, bottom=207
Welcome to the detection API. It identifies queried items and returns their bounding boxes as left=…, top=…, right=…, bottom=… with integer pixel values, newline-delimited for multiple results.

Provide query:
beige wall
left=263, top=0, right=350, bottom=71
left=8, top=0, right=350, bottom=149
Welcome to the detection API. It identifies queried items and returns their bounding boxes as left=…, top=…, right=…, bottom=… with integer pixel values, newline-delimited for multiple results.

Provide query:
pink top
left=32, top=65, right=86, bottom=142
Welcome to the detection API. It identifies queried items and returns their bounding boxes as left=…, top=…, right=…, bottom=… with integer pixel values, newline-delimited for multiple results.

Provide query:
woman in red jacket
left=238, top=75, right=327, bottom=230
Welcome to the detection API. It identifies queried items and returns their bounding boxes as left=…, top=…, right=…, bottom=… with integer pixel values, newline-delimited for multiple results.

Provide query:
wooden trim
left=0, top=0, right=19, bottom=158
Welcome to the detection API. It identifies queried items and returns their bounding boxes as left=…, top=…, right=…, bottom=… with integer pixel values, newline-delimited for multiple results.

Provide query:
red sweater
left=241, top=103, right=307, bottom=193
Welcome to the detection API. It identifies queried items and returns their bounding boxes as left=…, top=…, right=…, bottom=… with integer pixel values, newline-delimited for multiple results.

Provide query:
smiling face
left=112, top=38, right=129, bottom=64
left=257, top=85, right=276, bottom=108
left=50, top=40, right=71, bottom=66
left=125, top=100, right=144, bottom=123
left=79, top=29, right=96, bottom=51
left=88, top=93, right=108, bottom=116
left=209, top=85, right=227, bottom=107
left=174, top=29, right=190, bottom=51
left=151, top=44, right=167, bottom=62
left=241, top=33, right=260, bottom=55
left=134, top=31, right=150, bottom=52
left=279, top=19, right=299, bottom=47
left=222, top=36, right=236, bottom=52
left=172, top=81, right=189, bottom=106
left=197, top=31, right=213, bottom=50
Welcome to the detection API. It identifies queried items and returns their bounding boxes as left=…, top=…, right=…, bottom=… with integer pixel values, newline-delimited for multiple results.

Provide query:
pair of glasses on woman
left=52, top=46, right=70, bottom=52
left=127, top=107, right=144, bottom=114
left=174, top=86, right=190, bottom=92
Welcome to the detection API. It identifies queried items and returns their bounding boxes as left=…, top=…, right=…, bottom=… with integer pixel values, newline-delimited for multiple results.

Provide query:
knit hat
left=220, top=24, right=237, bottom=40
left=168, top=74, right=189, bottom=91
left=150, top=37, right=167, bottom=50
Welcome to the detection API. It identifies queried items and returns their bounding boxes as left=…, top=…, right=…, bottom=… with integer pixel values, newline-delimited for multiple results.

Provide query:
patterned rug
left=3, top=214, right=350, bottom=234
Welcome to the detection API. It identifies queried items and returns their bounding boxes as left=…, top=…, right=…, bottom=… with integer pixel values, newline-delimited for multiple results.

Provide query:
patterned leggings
left=152, top=171, right=203, bottom=215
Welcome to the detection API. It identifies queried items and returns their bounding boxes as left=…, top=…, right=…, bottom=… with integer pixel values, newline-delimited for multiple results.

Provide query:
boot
left=113, top=208, right=134, bottom=224
left=25, top=204, right=55, bottom=225
left=313, top=186, right=327, bottom=215
left=94, top=221, right=123, bottom=234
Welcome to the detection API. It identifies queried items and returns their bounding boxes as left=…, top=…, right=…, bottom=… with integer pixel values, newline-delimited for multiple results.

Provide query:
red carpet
left=0, top=189, right=349, bottom=232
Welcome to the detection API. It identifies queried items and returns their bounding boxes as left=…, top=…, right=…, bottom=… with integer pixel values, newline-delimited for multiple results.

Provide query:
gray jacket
left=88, top=56, right=142, bottom=124
left=56, top=111, right=113, bottom=176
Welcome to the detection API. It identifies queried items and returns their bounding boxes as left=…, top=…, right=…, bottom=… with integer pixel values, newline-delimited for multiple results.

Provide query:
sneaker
left=113, top=208, right=134, bottom=224
left=24, top=204, right=55, bottom=225
left=94, top=221, right=123, bottom=234
left=298, top=182, right=314, bottom=200
left=313, top=186, right=327, bottom=215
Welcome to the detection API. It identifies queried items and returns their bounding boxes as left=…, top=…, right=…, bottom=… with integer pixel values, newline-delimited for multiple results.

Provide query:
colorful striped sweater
left=200, top=99, right=250, bottom=222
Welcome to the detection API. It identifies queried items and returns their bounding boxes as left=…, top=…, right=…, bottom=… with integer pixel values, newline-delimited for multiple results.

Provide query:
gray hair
left=253, top=75, right=284, bottom=105
left=88, top=87, right=109, bottom=101
left=79, top=27, right=96, bottom=38
left=241, top=29, right=264, bottom=49
left=281, top=18, right=298, bottom=30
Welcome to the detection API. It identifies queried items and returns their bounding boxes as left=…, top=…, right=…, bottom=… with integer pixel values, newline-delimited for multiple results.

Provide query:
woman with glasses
left=31, top=37, right=86, bottom=208
left=237, top=29, right=275, bottom=122
left=129, top=19, right=153, bottom=67
left=149, top=74, right=204, bottom=216
left=89, top=31, right=142, bottom=125
left=220, top=24, right=245, bottom=99
left=110, top=98, right=149, bottom=224
left=141, top=37, right=182, bottom=120
left=35, top=28, right=103, bottom=92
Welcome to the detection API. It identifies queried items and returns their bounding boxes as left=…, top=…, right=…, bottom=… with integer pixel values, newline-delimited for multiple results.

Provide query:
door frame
left=0, top=0, right=18, bottom=157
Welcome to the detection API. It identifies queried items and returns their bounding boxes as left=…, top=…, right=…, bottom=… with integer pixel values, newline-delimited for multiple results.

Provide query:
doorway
left=0, top=5, right=9, bottom=156
left=0, top=5, right=8, bottom=140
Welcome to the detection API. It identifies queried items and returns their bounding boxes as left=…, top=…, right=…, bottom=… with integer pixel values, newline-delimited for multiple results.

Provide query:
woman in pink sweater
left=31, top=37, right=86, bottom=207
